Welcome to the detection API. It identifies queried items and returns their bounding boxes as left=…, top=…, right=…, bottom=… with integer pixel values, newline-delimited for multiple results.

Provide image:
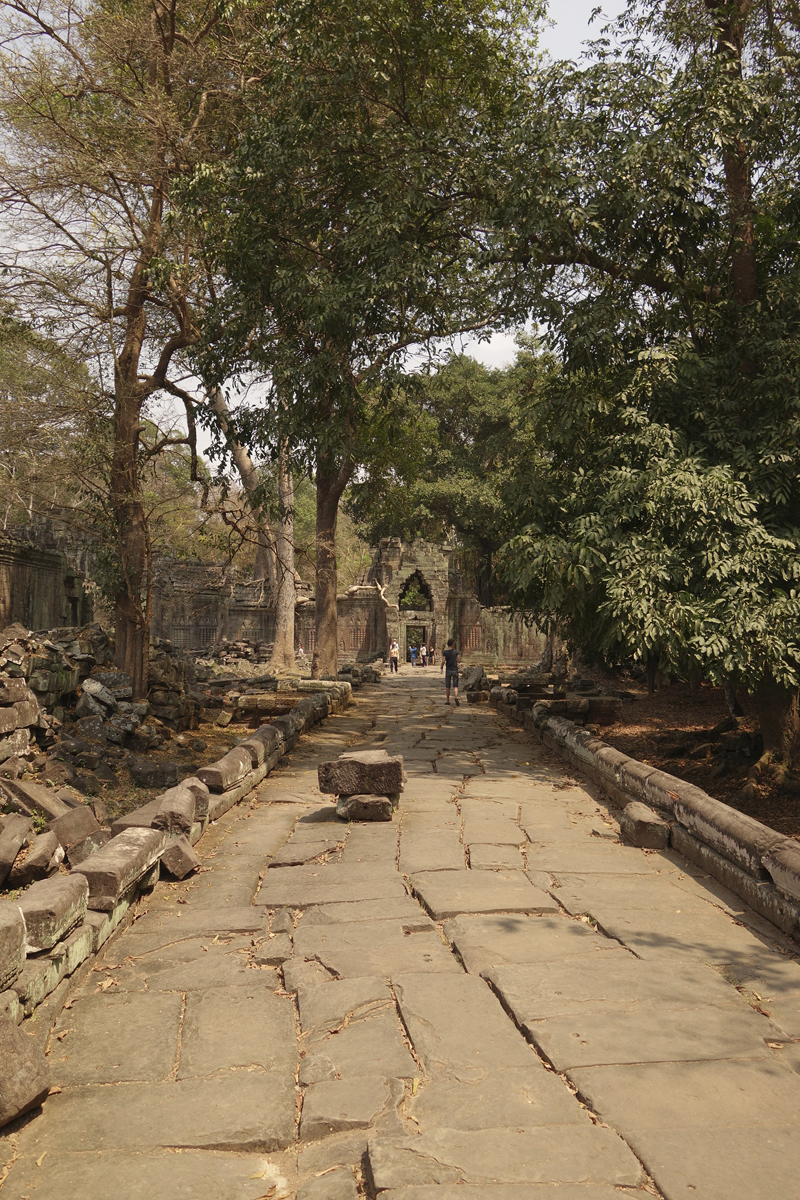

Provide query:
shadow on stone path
left=2, top=666, right=800, bottom=1199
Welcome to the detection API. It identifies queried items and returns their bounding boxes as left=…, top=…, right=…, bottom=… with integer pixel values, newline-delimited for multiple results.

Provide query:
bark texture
left=270, top=443, right=296, bottom=672
left=311, top=452, right=353, bottom=679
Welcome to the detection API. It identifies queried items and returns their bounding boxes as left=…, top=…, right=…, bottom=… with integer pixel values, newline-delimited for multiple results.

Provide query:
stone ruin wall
left=0, top=532, right=92, bottom=633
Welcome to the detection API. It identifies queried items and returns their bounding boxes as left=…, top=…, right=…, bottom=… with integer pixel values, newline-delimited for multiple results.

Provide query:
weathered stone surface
left=407, top=1067, right=588, bottom=1131
left=51, top=991, right=183, bottom=1085
left=301, top=1076, right=392, bottom=1140
left=394, top=973, right=535, bottom=1080
left=254, top=932, right=292, bottom=965
left=178, top=985, right=297, bottom=1079
left=206, top=764, right=264, bottom=820
left=110, top=797, right=162, bottom=836
left=197, top=746, right=258, bottom=792
left=47, top=921, right=94, bottom=977
left=293, top=920, right=460, bottom=979
left=619, top=800, right=671, bottom=849
left=763, top=840, right=800, bottom=903
left=370, top=1190, right=631, bottom=1200
left=160, top=835, right=200, bottom=879
left=127, top=755, right=178, bottom=788
left=81, top=678, right=117, bottom=709
left=409, top=870, right=559, bottom=920
left=0, top=777, right=70, bottom=822
left=0, top=900, right=26, bottom=990
left=76, top=714, right=106, bottom=743
left=298, top=1167, right=359, bottom=1200
left=0, top=1016, right=51, bottom=1129
left=73, top=826, right=167, bottom=910
left=300, top=1011, right=418, bottom=1085
left=365, top=1126, right=644, bottom=1189
left=50, top=803, right=101, bottom=849
left=256, top=862, right=407, bottom=908
left=0, top=678, right=31, bottom=704
left=17, top=873, right=88, bottom=951
left=444, top=914, right=615, bottom=975
left=336, top=793, right=393, bottom=821
left=0, top=706, right=17, bottom=735
left=672, top=789, right=786, bottom=877
left=0, top=726, right=30, bottom=764
left=398, top=830, right=465, bottom=874
left=0, top=813, right=32, bottom=886
left=468, top=843, right=525, bottom=870
left=297, top=977, right=393, bottom=1037
left=524, top=843, right=650, bottom=874
left=66, top=828, right=111, bottom=866
left=319, top=750, right=404, bottom=797
left=152, top=783, right=195, bottom=835
left=180, top=774, right=210, bottom=818
left=7, top=830, right=59, bottom=886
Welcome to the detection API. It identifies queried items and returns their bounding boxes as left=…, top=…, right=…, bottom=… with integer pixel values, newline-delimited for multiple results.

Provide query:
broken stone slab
left=336, top=794, right=393, bottom=822
left=297, top=976, right=394, bottom=1037
left=66, top=829, right=112, bottom=867
left=177, top=984, right=297, bottom=1080
left=7, top=831, right=59, bottom=887
left=50, top=803, right=101, bottom=849
left=17, top=872, right=89, bottom=951
left=73, top=827, right=168, bottom=911
left=12, top=699, right=39, bottom=727
left=110, top=798, right=162, bottom=837
left=300, top=1011, right=418, bottom=1086
left=0, top=778, right=70, bottom=823
left=180, top=775, right=210, bottom=819
left=671, top=788, right=787, bottom=877
left=407, top=1067, right=589, bottom=1131
left=255, top=862, right=408, bottom=909
left=318, top=750, right=404, bottom=797
left=365, top=1125, right=644, bottom=1190
left=0, top=1016, right=51, bottom=1130
left=0, top=707, right=17, bottom=735
left=293, top=921, right=460, bottom=980
left=0, top=678, right=31, bottom=704
left=254, top=932, right=292, bottom=966
left=443, top=913, right=615, bottom=975
left=0, top=726, right=30, bottom=764
left=468, top=844, right=525, bottom=870
left=763, top=840, right=800, bottom=904
left=298, top=1168, right=359, bottom=1200
left=619, top=801, right=671, bottom=850
left=206, top=763, right=266, bottom=822
left=0, top=813, right=32, bottom=887
left=0, top=900, right=26, bottom=991
left=196, top=746, right=253, bottom=793
left=128, top=755, right=179, bottom=788
left=409, top=870, right=559, bottom=921
left=160, top=836, right=200, bottom=880
left=81, top=678, right=117, bottom=709
left=300, top=1076, right=393, bottom=1141
left=74, top=690, right=106, bottom=719
left=152, top=784, right=196, bottom=836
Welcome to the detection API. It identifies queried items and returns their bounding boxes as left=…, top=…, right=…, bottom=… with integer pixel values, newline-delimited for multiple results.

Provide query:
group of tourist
left=387, top=636, right=460, bottom=706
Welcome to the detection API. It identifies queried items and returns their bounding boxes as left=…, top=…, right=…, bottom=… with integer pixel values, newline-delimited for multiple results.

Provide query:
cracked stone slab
left=405, top=1067, right=590, bottom=1131
left=14, top=1073, right=297, bottom=1151
left=298, top=1167, right=359, bottom=1200
left=300, top=1075, right=395, bottom=1140
left=293, top=920, right=460, bottom=979
left=399, top=832, right=465, bottom=874
left=719, top=956, right=800, bottom=1039
left=300, top=897, right=433, bottom=928
left=51, top=991, right=182, bottom=1085
left=1, top=1149, right=292, bottom=1200
left=178, top=984, right=296, bottom=1078
left=467, top=844, right=525, bottom=870
left=298, top=976, right=394, bottom=1036
left=365, top=1125, right=644, bottom=1189
left=109, top=947, right=273, bottom=994
left=300, top=1011, right=418, bottom=1084
left=394, top=973, right=535, bottom=1080
left=444, top=914, right=616, bottom=975
left=379, top=1189, right=636, bottom=1200
left=255, top=862, right=407, bottom=908
left=409, top=870, right=559, bottom=920
left=525, top=844, right=650, bottom=875
left=624, top=1125, right=800, bottom=1200
left=484, top=950, right=749, bottom=1020
left=270, top=840, right=336, bottom=865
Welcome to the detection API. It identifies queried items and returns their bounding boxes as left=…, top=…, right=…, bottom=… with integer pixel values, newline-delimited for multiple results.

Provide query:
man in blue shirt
left=441, top=639, right=460, bottom=705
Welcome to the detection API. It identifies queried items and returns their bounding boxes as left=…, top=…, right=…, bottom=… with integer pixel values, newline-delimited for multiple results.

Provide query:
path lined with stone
left=2, top=668, right=800, bottom=1199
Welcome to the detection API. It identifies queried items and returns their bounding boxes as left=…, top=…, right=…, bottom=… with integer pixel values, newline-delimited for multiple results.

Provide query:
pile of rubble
left=336, top=662, right=383, bottom=688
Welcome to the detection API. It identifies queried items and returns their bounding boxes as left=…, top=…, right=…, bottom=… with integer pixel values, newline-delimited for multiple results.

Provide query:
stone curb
left=0, top=679, right=353, bottom=1035
left=489, top=694, right=800, bottom=941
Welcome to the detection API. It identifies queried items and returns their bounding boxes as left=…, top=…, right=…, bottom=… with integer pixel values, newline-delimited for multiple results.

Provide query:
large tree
left=187, top=0, right=534, bottom=675
left=500, top=0, right=800, bottom=778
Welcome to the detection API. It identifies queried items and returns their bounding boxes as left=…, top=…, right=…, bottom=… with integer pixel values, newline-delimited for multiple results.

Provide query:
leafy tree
left=499, top=0, right=800, bottom=776
left=186, top=0, right=535, bottom=675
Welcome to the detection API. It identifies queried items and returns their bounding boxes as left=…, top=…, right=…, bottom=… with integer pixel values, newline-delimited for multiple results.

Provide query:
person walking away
left=420, top=643, right=427, bottom=667
left=410, top=643, right=417, bottom=668
left=441, top=638, right=460, bottom=705
left=429, top=646, right=435, bottom=667
left=389, top=639, right=399, bottom=673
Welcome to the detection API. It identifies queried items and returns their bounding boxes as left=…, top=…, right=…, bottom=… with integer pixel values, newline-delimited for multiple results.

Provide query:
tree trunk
left=311, top=454, right=353, bottom=679
left=754, top=679, right=800, bottom=771
left=110, top=378, right=149, bottom=700
left=269, top=443, right=296, bottom=672
left=210, top=389, right=277, bottom=589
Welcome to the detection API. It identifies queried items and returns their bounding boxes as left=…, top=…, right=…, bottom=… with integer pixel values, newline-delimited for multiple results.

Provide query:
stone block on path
left=406, top=1067, right=588, bottom=1131
left=336, top=794, right=393, bottom=822
left=160, top=835, right=200, bottom=880
left=254, top=932, right=292, bottom=966
left=619, top=801, right=671, bottom=849
left=443, top=913, right=615, bottom=975
left=0, top=1016, right=51, bottom=1129
left=0, top=813, right=32, bottom=886
left=16, top=873, right=89, bottom=951
left=409, top=870, right=558, bottom=921
left=152, top=783, right=196, bottom=835
left=196, top=746, right=253, bottom=792
left=177, top=984, right=296, bottom=1079
left=0, top=900, right=26, bottom=990
left=73, top=826, right=167, bottom=911
left=318, top=750, right=404, bottom=797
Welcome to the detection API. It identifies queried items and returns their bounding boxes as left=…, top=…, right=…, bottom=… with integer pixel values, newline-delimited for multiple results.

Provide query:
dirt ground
left=598, top=678, right=800, bottom=840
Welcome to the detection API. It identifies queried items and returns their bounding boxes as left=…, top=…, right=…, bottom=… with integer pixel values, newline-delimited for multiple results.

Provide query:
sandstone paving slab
left=299, top=1011, right=418, bottom=1084
left=462, top=819, right=525, bottom=846
left=552, top=872, right=713, bottom=916
left=299, top=896, right=433, bottom=928
left=720, top=955, right=800, bottom=1038
left=394, top=973, right=536, bottom=1080
left=525, top=844, right=650, bottom=875
left=406, top=1067, right=589, bottom=1130
left=444, top=914, right=617, bottom=975
left=366, top=1125, right=644, bottom=1189
left=15, top=1073, right=297, bottom=1152
left=178, top=984, right=296, bottom=1078
left=468, top=843, right=525, bottom=870
left=399, top=832, right=465, bottom=874
left=526, top=1004, right=780, bottom=1071
left=379, top=1188, right=638, bottom=1200
left=182, top=860, right=264, bottom=907
left=338, top=825, right=399, bottom=862
left=590, top=907, right=785, bottom=971
left=114, top=906, right=265, bottom=951
left=270, top=839, right=336, bottom=866
left=300, top=1075, right=396, bottom=1140
left=410, top=870, right=559, bottom=920
left=298, top=1166, right=359, bottom=1200
left=485, top=950, right=748, bottom=1020
left=293, top=920, right=459, bottom=978
left=568, top=1057, right=800, bottom=1134
left=297, top=976, right=393, bottom=1036
left=625, top=1124, right=800, bottom=1200
left=256, top=862, right=407, bottom=908
left=109, top=948, right=273, bottom=994
left=51, top=991, right=182, bottom=1084
left=2, top=1150, right=293, bottom=1200
left=104, top=927, right=256, bottom=968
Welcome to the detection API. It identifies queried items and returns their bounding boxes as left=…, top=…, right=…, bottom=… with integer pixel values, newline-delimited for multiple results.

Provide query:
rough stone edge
left=488, top=698, right=800, bottom=942
left=0, top=679, right=353, bottom=1027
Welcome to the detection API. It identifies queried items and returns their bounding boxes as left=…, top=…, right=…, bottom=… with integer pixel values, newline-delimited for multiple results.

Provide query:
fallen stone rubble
left=0, top=675, right=354, bottom=1130
left=317, top=748, right=405, bottom=822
